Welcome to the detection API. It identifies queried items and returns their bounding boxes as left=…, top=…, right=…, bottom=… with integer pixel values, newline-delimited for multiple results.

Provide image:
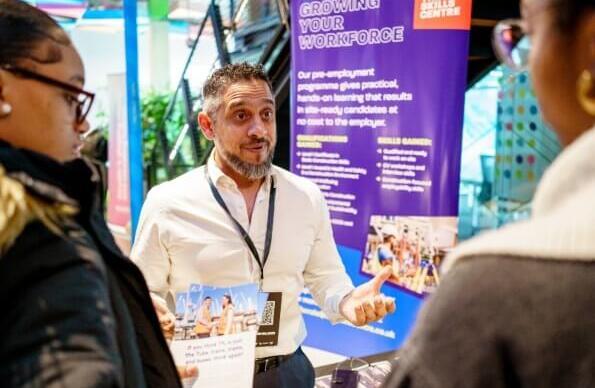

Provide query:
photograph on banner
left=170, top=283, right=264, bottom=388
left=361, top=216, right=458, bottom=295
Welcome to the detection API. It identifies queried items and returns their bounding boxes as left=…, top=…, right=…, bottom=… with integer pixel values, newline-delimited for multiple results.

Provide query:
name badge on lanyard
left=255, top=291, right=282, bottom=347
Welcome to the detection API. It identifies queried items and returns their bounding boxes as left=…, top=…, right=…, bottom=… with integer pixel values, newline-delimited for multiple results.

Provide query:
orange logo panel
left=413, top=0, right=473, bottom=30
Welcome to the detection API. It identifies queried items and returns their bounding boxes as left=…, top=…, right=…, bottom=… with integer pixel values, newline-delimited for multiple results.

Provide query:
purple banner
left=292, top=0, right=472, bottom=356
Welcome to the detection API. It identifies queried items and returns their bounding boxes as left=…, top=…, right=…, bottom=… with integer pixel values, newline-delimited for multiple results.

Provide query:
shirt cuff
left=326, top=286, right=356, bottom=323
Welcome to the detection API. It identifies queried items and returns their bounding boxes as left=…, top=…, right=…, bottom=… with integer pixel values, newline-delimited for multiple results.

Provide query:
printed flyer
left=291, top=0, right=472, bottom=356
left=170, top=283, right=267, bottom=388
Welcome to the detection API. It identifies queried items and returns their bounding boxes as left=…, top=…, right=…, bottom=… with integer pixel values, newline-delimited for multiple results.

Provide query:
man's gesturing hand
left=339, top=266, right=396, bottom=326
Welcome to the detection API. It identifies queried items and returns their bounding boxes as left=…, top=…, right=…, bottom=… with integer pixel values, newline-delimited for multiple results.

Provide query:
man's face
left=202, top=79, right=276, bottom=180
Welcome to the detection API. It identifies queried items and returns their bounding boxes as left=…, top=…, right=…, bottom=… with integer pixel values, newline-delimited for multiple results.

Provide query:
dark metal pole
left=210, top=2, right=231, bottom=66
left=181, top=78, right=202, bottom=164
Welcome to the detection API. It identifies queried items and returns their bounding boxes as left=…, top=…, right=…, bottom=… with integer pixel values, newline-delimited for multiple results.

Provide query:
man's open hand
left=339, top=266, right=396, bottom=326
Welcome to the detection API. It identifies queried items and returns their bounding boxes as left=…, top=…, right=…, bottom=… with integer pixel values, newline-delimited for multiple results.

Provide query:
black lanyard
left=205, top=166, right=276, bottom=283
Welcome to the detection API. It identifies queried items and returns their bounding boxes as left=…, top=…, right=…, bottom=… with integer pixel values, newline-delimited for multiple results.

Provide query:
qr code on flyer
left=261, top=301, right=275, bottom=326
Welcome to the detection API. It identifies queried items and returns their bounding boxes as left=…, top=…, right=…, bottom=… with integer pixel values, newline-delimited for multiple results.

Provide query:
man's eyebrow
left=227, top=98, right=275, bottom=110
left=262, top=98, right=275, bottom=106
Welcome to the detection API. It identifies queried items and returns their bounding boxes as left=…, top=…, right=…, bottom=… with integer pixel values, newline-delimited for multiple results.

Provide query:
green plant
left=93, top=109, right=109, bottom=138
left=140, top=90, right=186, bottom=165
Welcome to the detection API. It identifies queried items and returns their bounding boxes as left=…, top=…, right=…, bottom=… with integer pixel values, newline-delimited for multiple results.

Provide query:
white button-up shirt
left=131, top=156, right=354, bottom=358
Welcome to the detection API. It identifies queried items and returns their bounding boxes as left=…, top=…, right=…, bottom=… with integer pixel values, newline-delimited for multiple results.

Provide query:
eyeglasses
left=0, top=64, right=95, bottom=124
left=492, top=19, right=531, bottom=72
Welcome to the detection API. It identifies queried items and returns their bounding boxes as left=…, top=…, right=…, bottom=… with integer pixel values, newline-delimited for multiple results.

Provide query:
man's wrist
left=338, top=289, right=354, bottom=316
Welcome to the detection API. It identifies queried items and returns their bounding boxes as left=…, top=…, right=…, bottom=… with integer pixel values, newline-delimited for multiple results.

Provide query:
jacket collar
left=0, top=140, right=98, bottom=209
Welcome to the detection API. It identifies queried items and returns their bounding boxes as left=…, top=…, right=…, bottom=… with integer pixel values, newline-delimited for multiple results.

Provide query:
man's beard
left=219, top=141, right=275, bottom=181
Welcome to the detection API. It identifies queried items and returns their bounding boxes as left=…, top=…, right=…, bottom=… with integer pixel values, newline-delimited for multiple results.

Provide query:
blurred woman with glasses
left=385, top=0, right=595, bottom=387
left=0, top=1, right=181, bottom=386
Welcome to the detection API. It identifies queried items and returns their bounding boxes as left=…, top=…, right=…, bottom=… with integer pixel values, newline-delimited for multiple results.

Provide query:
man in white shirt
left=131, top=63, right=395, bottom=388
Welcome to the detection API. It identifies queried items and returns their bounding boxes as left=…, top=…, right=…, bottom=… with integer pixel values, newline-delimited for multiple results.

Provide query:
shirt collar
left=207, top=151, right=232, bottom=188
left=206, top=150, right=277, bottom=191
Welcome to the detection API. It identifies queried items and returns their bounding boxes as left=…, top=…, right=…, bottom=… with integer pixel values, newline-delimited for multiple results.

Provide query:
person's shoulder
left=145, top=166, right=206, bottom=206
left=3, top=220, right=107, bottom=280
left=0, top=166, right=79, bottom=255
left=6, top=221, right=65, bottom=257
left=420, top=255, right=583, bottom=325
left=412, top=257, right=511, bottom=324
left=149, top=166, right=204, bottom=194
left=396, top=257, right=517, bottom=367
left=445, top=255, right=594, bottom=292
left=395, top=255, right=595, bottom=388
left=432, top=256, right=519, bottom=299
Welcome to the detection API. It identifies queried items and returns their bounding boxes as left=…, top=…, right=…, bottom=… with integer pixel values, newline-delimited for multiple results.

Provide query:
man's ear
left=198, top=111, right=215, bottom=140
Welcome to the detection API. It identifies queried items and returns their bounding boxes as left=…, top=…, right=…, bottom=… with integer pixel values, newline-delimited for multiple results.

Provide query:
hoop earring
left=577, top=70, right=595, bottom=116
left=0, top=102, right=11, bottom=117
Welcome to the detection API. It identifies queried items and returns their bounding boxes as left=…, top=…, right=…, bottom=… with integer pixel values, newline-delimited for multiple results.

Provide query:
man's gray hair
left=202, top=62, right=273, bottom=118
